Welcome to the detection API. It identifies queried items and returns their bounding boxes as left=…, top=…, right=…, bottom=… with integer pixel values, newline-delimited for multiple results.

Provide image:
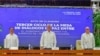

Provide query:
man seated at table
left=4, top=27, right=19, bottom=49
left=81, top=26, right=95, bottom=50
left=40, top=24, right=57, bottom=50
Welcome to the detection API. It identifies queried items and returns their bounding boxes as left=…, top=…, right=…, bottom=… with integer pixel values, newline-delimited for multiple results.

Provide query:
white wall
left=91, top=0, right=100, bottom=2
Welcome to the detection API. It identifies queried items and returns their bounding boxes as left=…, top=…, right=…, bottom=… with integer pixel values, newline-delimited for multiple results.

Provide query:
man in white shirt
left=4, top=27, right=19, bottom=49
left=81, top=26, right=95, bottom=50
left=40, top=24, right=57, bottom=50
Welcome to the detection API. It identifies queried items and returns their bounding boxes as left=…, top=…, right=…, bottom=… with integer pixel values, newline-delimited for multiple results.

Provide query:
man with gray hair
left=81, top=26, right=95, bottom=50
left=40, top=24, right=57, bottom=50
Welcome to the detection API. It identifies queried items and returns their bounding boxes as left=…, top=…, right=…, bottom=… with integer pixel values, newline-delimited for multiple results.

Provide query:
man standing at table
left=81, top=26, right=95, bottom=50
left=4, top=27, right=19, bottom=49
left=40, top=24, right=57, bottom=50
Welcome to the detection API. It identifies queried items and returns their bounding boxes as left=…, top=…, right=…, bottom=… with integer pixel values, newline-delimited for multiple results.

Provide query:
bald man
left=81, top=27, right=95, bottom=50
left=40, top=24, right=57, bottom=50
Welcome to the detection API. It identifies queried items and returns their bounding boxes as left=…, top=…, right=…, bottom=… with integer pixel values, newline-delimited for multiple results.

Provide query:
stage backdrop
left=0, top=7, right=93, bottom=47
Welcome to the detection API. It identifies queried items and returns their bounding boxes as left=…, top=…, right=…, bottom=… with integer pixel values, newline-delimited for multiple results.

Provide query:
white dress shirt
left=81, top=33, right=95, bottom=49
left=4, top=33, right=19, bottom=49
left=40, top=31, right=57, bottom=48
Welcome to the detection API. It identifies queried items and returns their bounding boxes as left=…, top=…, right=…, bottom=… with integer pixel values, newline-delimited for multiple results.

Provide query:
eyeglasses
left=86, top=29, right=89, bottom=30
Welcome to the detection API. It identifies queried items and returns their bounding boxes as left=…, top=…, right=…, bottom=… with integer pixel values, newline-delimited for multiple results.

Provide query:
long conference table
left=0, top=50, right=100, bottom=56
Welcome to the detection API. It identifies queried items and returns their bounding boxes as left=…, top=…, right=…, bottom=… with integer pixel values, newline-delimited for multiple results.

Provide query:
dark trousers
left=84, top=48, right=93, bottom=50
left=44, top=48, right=51, bottom=50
